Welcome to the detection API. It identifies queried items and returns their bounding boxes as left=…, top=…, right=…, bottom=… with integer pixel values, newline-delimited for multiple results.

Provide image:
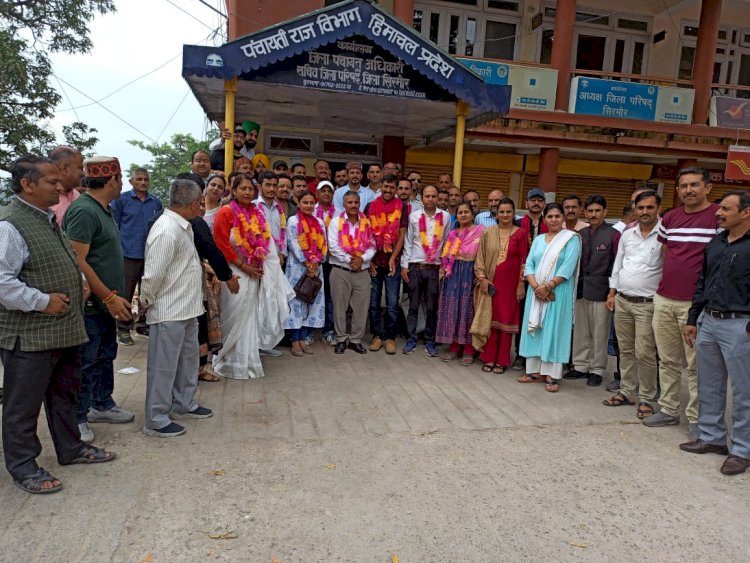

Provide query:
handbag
left=294, top=274, right=322, bottom=304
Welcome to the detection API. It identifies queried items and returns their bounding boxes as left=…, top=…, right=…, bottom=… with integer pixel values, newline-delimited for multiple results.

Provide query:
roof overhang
left=182, top=0, right=511, bottom=145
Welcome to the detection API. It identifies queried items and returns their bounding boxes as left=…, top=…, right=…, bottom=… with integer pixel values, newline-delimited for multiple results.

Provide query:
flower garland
left=297, top=213, right=327, bottom=264
left=441, top=231, right=463, bottom=277
left=273, top=202, right=287, bottom=251
left=368, top=197, right=401, bottom=253
left=314, top=203, right=334, bottom=230
left=419, top=212, right=444, bottom=262
left=337, top=212, right=372, bottom=256
left=230, top=200, right=271, bottom=265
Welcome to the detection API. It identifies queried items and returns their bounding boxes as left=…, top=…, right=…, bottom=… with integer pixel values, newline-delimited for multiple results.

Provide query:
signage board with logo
left=569, top=77, right=693, bottom=124
left=458, top=58, right=557, bottom=111
left=710, top=96, right=750, bottom=129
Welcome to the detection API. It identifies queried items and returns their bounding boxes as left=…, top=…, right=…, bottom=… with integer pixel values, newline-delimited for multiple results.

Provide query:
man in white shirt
left=327, top=191, right=376, bottom=355
left=140, top=179, right=212, bottom=438
left=603, top=190, right=663, bottom=420
left=401, top=185, right=451, bottom=357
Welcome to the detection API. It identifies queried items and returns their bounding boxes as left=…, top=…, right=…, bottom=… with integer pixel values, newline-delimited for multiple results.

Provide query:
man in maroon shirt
left=643, top=167, right=720, bottom=438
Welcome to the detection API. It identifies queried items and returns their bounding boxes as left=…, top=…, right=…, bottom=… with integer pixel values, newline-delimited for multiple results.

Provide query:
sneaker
left=117, top=332, right=134, bottom=346
left=135, top=326, right=150, bottom=338
left=88, top=405, right=135, bottom=424
left=259, top=348, right=283, bottom=357
left=606, top=378, right=621, bottom=392
left=384, top=340, right=396, bottom=355
left=78, top=422, right=95, bottom=443
left=369, top=336, right=383, bottom=352
left=425, top=342, right=438, bottom=357
left=642, top=411, right=680, bottom=427
left=304, top=334, right=315, bottom=346
left=143, top=422, right=186, bottom=438
left=688, top=422, right=700, bottom=440
left=172, top=406, right=213, bottom=420
left=402, top=339, right=417, bottom=355
left=323, top=331, right=336, bottom=346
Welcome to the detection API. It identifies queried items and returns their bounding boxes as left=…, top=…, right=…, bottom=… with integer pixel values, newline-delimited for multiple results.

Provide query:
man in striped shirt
left=140, top=179, right=212, bottom=438
left=643, top=167, right=720, bottom=438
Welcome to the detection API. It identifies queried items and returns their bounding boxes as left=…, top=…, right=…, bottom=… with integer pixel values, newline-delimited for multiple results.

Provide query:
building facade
left=223, top=0, right=750, bottom=212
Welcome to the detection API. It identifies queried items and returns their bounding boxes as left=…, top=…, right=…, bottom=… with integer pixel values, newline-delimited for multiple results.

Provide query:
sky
left=49, top=0, right=229, bottom=181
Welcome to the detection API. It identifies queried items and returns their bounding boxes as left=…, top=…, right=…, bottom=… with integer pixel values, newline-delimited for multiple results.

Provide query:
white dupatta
left=526, top=229, right=578, bottom=334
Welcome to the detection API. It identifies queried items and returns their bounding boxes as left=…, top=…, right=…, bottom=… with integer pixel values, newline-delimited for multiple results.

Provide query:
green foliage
left=0, top=0, right=115, bottom=170
left=128, top=132, right=216, bottom=204
left=62, top=121, right=99, bottom=158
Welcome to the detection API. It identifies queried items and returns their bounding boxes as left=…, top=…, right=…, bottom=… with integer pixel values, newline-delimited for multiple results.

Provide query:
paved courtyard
left=1, top=336, right=748, bottom=562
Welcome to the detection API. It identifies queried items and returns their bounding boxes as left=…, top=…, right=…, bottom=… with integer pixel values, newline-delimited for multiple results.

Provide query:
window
left=268, top=135, right=312, bottom=154
left=413, top=2, right=520, bottom=59
left=322, top=139, right=379, bottom=158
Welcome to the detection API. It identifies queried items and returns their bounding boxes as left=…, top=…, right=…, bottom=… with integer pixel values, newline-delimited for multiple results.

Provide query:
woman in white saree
left=211, top=173, right=294, bottom=379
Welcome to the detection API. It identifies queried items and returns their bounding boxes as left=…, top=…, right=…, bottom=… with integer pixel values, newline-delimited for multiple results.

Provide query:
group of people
left=1, top=135, right=748, bottom=495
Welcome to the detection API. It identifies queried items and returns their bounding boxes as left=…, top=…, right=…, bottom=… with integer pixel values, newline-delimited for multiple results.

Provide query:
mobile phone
left=487, top=283, right=497, bottom=297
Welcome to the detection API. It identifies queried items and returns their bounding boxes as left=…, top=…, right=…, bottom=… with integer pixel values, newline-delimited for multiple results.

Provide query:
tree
left=0, top=0, right=116, bottom=171
left=128, top=133, right=213, bottom=204
left=62, top=121, right=99, bottom=158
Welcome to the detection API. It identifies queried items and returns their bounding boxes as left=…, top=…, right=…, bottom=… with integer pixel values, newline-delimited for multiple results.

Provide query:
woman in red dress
left=471, top=198, right=529, bottom=373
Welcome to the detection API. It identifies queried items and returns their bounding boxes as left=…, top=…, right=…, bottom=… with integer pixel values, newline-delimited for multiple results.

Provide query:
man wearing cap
left=272, top=160, right=289, bottom=175
left=314, top=181, right=337, bottom=345
left=48, top=146, right=84, bottom=225
left=63, top=156, right=135, bottom=443
left=0, top=155, right=116, bottom=494
left=333, top=161, right=376, bottom=212
left=110, top=168, right=163, bottom=346
left=209, top=121, right=260, bottom=170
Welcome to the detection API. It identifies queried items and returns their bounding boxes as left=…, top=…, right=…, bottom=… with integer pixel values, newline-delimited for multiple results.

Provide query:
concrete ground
left=0, top=335, right=748, bottom=562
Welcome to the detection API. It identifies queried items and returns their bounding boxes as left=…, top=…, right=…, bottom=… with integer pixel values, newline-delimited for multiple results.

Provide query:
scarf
left=441, top=224, right=483, bottom=277
left=368, top=196, right=401, bottom=253
left=527, top=229, right=578, bottom=334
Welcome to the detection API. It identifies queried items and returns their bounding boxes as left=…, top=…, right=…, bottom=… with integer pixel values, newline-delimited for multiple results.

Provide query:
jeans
left=369, top=266, right=401, bottom=341
left=290, top=327, right=311, bottom=342
left=77, top=312, right=118, bottom=423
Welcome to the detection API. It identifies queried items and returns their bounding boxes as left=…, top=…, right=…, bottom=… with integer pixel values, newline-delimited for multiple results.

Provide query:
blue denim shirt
left=110, top=190, right=163, bottom=259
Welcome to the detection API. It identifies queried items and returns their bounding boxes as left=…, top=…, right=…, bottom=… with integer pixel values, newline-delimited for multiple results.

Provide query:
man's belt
left=409, top=263, right=440, bottom=270
left=331, top=264, right=352, bottom=272
left=705, top=308, right=750, bottom=320
left=618, top=293, right=653, bottom=304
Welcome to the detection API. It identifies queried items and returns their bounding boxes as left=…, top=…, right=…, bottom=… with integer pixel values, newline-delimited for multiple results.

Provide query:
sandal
left=602, top=393, right=635, bottom=407
left=517, top=373, right=545, bottom=383
left=482, top=362, right=495, bottom=373
left=13, top=467, right=62, bottom=494
left=441, top=352, right=458, bottom=362
left=544, top=378, right=560, bottom=393
left=65, top=445, right=116, bottom=465
left=460, top=356, right=475, bottom=367
left=198, top=370, right=220, bottom=382
left=492, top=365, right=506, bottom=374
left=637, top=402, right=655, bottom=419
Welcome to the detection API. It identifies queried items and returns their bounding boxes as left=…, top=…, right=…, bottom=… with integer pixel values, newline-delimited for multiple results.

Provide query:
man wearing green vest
left=0, top=156, right=116, bottom=494
left=63, top=156, right=135, bottom=444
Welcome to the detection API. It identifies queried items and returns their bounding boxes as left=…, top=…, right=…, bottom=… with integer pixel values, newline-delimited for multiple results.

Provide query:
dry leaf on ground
left=208, top=531, right=238, bottom=540
left=324, top=464, right=336, bottom=469
left=209, top=469, right=225, bottom=476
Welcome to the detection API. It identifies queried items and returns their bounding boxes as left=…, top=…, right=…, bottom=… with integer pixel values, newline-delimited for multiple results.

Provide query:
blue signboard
left=457, top=58, right=510, bottom=85
left=569, top=77, right=657, bottom=120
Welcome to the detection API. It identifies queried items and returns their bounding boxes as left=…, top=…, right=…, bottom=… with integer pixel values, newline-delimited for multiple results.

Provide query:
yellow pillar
left=452, top=100, right=470, bottom=187
left=223, top=77, right=238, bottom=175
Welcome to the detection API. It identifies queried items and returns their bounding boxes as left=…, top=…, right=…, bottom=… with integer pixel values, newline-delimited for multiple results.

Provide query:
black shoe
left=563, top=369, right=587, bottom=380
left=679, top=439, right=729, bottom=456
left=348, top=342, right=367, bottom=354
left=334, top=341, right=347, bottom=354
left=587, top=373, right=603, bottom=386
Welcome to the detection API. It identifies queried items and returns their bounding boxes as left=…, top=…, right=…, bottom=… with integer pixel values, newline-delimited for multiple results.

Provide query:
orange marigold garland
left=230, top=200, right=271, bottom=265
left=337, top=212, right=372, bottom=256
left=297, top=213, right=327, bottom=264
left=368, top=197, right=401, bottom=253
left=419, top=212, right=444, bottom=262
